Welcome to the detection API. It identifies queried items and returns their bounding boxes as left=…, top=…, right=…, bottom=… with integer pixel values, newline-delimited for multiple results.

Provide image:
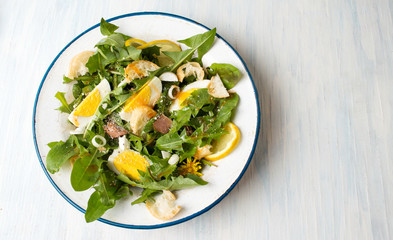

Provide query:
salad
left=46, top=18, right=242, bottom=222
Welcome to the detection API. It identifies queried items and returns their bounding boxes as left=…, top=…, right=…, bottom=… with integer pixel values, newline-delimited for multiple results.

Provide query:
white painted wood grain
left=0, top=0, right=392, bottom=239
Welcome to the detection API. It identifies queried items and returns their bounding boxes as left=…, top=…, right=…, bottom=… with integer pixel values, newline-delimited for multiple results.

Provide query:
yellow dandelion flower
left=177, top=158, right=203, bottom=176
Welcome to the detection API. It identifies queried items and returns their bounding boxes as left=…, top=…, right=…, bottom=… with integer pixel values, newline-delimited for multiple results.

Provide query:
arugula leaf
left=185, top=174, right=209, bottom=186
left=141, top=46, right=161, bottom=62
left=156, top=132, right=183, bottom=151
left=46, top=137, right=76, bottom=174
left=97, top=47, right=117, bottom=67
left=100, top=18, right=119, bottom=36
left=164, top=49, right=194, bottom=71
left=85, top=191, right=112, bottom=222
left=85, top=53, right=100, bottom=74
left=207, top=93, right=239, bottom=133
left=63, top=75, right=74, bottom=83
left=207, top=63, right=241, bottom=89
left=183, top=89, right=214, bottom=113
left=146, top=154, right=177, bottom=179
left=170, top=107, right=192, bottom=132
left=131, top=189, right=159, bottom=205
left=95, top=171, right=128, bottom=205
left=142, top=174, right=208, bottom=190
left=85, top=170, right=130, bottom=222
left=155, top=82, right=174, bottom=116
left=117, top=173, right=137, bottom=186
left=119, top=173, right=207, bottom=192
left=54, top=92, right=72, bottom=113
left=70, top=150, right=100, bottom=191
left=179, top=143, right=197, bottom=160
left=129, top=175, right=207, bottom=205
left=178, top=28, right=216, bottom=61
left=118, top=46, right=142, bottom=61
left=163, top=28, right=216, bottom=71
left=96, top=33, right=125, bottom=48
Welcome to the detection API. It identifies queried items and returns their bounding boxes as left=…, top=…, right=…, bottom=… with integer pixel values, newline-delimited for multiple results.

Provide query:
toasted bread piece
left=146, top=190, right=181, bottom=221
left=194, top=145, right=212, bottom=160
left=176, top=62, right=204, bottom=82
left=67, top=51, right=95, bottom=79
left=129, top=106, right=157, bottom=136
left=208, top=74, right=229, bottom=98
left=124, top=60, right=159, bottom=83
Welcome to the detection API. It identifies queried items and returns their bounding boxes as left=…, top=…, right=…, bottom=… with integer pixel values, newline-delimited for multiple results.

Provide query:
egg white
left=107, top=136, right=130, bottom=175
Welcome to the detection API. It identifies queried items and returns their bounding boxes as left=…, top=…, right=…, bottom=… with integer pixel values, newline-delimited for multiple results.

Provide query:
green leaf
left=141, top=46, right=161, bottom=61
left=142, top=175, right=207, bottom=190
left=100, top=18, right=119, bottom=36
left=72, top=83, right=82, bottom=98
left=178, top=28, right=216, bottom=61
left=118, top=46, right=142, bottom=61
left=117, top=173, right=138, bottom=186
left=97, top=47, right=117, bottom=66
left=164, top=28, right=216, bottom=71
left=63, top=75, right=74, bottom=83
left=183, top=88, right=214, bottom=112
left=208, top=93, right=239, bottom=133
left=70, top=150, right=100, bottom=191
left=164, top=49, right=194, bottom=71
left=146, top=154, right=178, bottom=179
left=131, top=189, right=159, bottom=205
left=54, top=92, right=72, bottom=113
left=96, top=33, right=125, bottom=48
left=96, top=171, right=129, bottom=205
left=207, top=63, right=241, bottom=89
left=46, top=137, right=75, bottom=174
left=185, top=174, right=208, bottom=185
left=85, top=170, right=131, bottom=222
left=179, top=143, right=197, bottom=160
left=85, top=191, right=112, bottom=222
left=47, top=142, right=58, bottom=148
left=170, top=107, right=192, bottom=132
left=85, top=53, right=100, bottom=74
left=156, top=132, right=183, bottom=151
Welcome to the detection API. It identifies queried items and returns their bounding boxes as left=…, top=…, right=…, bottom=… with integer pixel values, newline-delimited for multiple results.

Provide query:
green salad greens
left=46, top=18, right=241, bottom=222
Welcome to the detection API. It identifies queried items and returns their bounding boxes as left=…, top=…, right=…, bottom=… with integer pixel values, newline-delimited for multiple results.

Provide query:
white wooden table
left=1, top=0, right=392, bottom=239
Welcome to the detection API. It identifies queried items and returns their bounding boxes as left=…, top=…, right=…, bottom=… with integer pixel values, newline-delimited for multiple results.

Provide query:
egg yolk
left=123, top=84, right=152, bottom=113
left=178, top=89, right=197, bottom=107
left=113, top=150, right=149, bottom=180
left=73, top=88, right=101, bottom=117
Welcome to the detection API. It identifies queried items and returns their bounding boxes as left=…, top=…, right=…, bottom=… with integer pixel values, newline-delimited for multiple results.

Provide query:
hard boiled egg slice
left=68, top=79, right=111, bottom=134
left=119, top=77, right=162, bottom=135
left=169, top=79, right=210, bottom=112
left=107, top=136, right=150, bottom=180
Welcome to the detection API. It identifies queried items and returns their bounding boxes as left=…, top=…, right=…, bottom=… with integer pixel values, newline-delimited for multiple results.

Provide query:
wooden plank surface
left=0, top=0, right=392, bottom=239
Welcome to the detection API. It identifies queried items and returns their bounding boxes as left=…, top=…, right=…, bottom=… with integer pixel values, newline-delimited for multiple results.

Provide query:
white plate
left=33, top=12, right=260, bottom=229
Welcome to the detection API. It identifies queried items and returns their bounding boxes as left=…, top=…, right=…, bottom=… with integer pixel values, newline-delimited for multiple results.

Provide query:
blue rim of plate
left=32, top=12, right=261, bottom=229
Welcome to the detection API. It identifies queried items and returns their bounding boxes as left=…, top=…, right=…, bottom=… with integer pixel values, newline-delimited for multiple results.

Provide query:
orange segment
left=73, top=88, right=101, bottom=117
left=205, top=122, right=241, bottom=161
left=113, top=150, right=149, bottom=180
